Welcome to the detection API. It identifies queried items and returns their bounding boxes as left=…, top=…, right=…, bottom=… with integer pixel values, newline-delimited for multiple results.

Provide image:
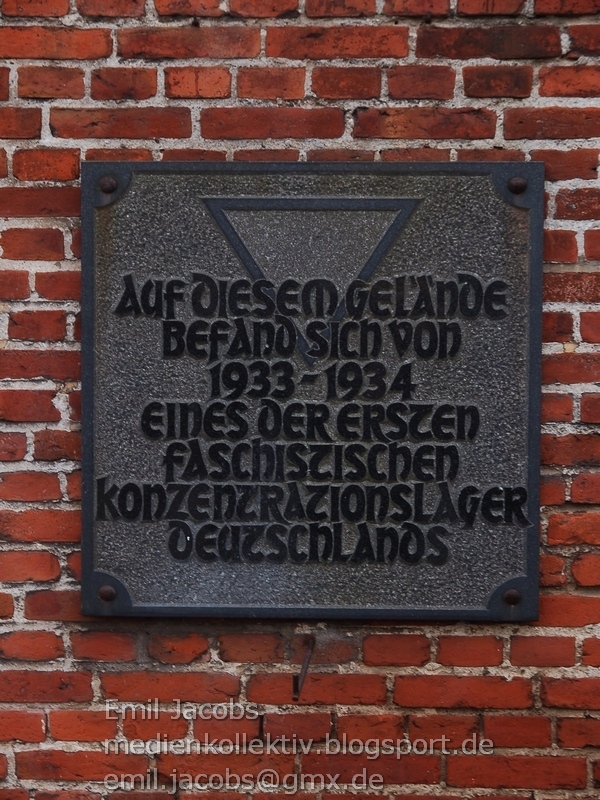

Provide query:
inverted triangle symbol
left=205, top=198, right=419, bottom=365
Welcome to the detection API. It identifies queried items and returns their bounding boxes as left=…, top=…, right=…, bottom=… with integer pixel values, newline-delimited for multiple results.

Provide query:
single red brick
left=34, top=792, right=103, bottom=800
left=85, top=148, right=153, bottom=161
left=193, top=716, right=261, bottom=742
left=0, top=594, right=14, bottom=619
left=533, top=148, right=599, bottom=181
left=0, top=670, right=92, bottom=702
left=91, top=68, right=157, bottom=100
left=2, top=228, right=64, bottom=260
left=408, top=714, right=478, bottom=748
left=9, top=311, right=67, bottom=341
left=148, top=633, right=209, bottom=664
left=124, top=710, right=189, bottom=739
left=219, top=633, right=283, bottom=662
left=569, top=24, right=600, bottom=55
left=544, top=229, right=577, bottom=263
left=363, top=634, right=430, bottom=665
left=540, top=474, right=567, bottom=503
left=543, top=354, right=600, bottom=384
left=0, top=631, right=64, bottom=661
left=540, top=553, right=567, bottom=586
left=585, top=229, right=600, bottom=259
left=548, top=511, right=600, bottom=544
left=118, top=27, right=260, bottom=58
left=417, top=25, right=561, bottom=59
left=71, top=631, right=137, bottom=661
left=583, top=638, right=600, bottom=666
left=536, top=595, right=600, bottom=626
left=572, top=552, right=600, bottom=586
left=230, top=0, right=298, bottom=14
left=66, top=471, right=81, bottom=501
left=18, top=66, right=84, bottom=99
left=385, top=148, right=453, bottom=162
left=0, top=27, right=112, bottom=58
left=36, top=271, right=80, bottom=300
left=0, top=390, right=59, bottom=422
left=0, top=472, right=61, bottom=501
left=542, top=676, right=600, bottom=708
left=66, top=551, right=81, bottom=581
left=0, top=510, right=80, bottom=543
left=155, top=0, right=222, bottom=14
left=337, top=712, right=404, bottom=741
left=395, top=676, right=532, bottom=708
left=437, top=636, right=503, bottom=666
left=77, top=0, right=145, bottom=15
left=25, top=590, right=86, bottom=621
left=306, top=0, right=375, bottom=15
left=388, top=65, right=455, bottom=99
left=539, top=0, right=600, bottom=13
left=463, top=65, right=532, bottom=98
left=202, top=108, right=344, bottom=139
left=542, top=310, right=573, bottom=341
left=542, top=433, right=600, bottom=466
left=0, top=711, right=44, bottom=746
left=541, top=65, right=600, bottom=97
left=456, top=148, right=525, bottom=162
left=0, top=149, right=7, bottom=178
left=0, top=108, right=41, bottom=139
left=557, top=716, right=600, bottom=746
left=511, top=635, right=575, bottom=666
left=238, top=68, right=305, bottom=99
left=49, top=710, right=117, bottom=741
left=69, top=229, right=81, bottom=259
left=483, top=715, right=551, bottom=747
left=162, top=149, right=227, bottom=161
left=0, top=433, right=27, bottom=461
left=68, top=390, right=81, bottom=421
left=13, top=148, right=79, bottom=181
left=581, top=311, right=600, bottom=342
left=0, top=187, right=80, bottom=217
left=307, top=149, right=375, bottom=161
left=507, top=109, right=600, bottom=140
left=16, top=751, right=148, bottom=781
left=541, top=393, right=572, bottom=423
left=291, top=632, right=358, bottom=663
left=354, top=107, right=496, bottom=139
left=312, top=67, right=380, bottom=99
left=0, top=551, right=60, bottom=582
left=447, top=755, right=585, bottom=789
left=458, top=0, right=523, bottom=11
left=266, top=26, right=408, bottom=58
left=50, top=108, right=191, bottom=139
left=33, top=430, right=80, bottom=461
left=0, top=351, right=80, bottom=381
left=165, top=67, right=231, bottom=98
left=3, top=0, right=70, bottom=15
left=102, top=671, right=239, bottom=701
left=248, top=673, right=386, bottom=704
left=582, top=393, right=600, bottom=422
left=233, top=149, right=299, bottom=161
left=264, top=712, right=331, bottom=740
left=383, top=0, right=449, bottom=14
left=0, top=68, right=8, bottom=100
left=544, top=272, right=600, bottom=302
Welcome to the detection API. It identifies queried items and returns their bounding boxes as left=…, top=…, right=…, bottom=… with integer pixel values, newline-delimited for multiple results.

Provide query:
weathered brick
left=155, top=0, right=223, bottom=14
left=36, top=271, right=80, bottom=300
left=463, top=65, right=532, bottom=97
left=118, top=27, right=260, bottom=58
left=3, top=0, right=70, bottom=15
left=50, top=108, right=191, bottom=139
left=0, top=187, right=80, bottom=217
left=102, top=671, right=239, bottom=701
left=16, top=751, right=148, bottom=781
left=0, top=670, right=92, bottom=702
left=394, top=676, right=532, bottom=708
left=77, top=0, right=145, bottom=15
left=0, top=108, right=41, bottom=139
left=9, top=310, right=67, bottom=341
left=91, top=68, right=157, bottom=100
left=238, top=68, right=305, bottom=99
left=482, top=715, right=551, bottom=747
left=202, top=108, right=344, bottom=139
left=585, top=229, right=600, bottom=259
left=540, top=65, right=600, bottom=97
left=0, top=552, right=60, bottom=582
left=506, top=108, right=600, bottom=140
left=0, top=711, right=44, bottom=743
left=0, top=510, right=80, bottom=542
left=219, top=633, right=284, bottom=662
left=306, top=0, right=375, bottom=15
left=0, top=472, right=61, bottom=501
left=0, top=27, right=112, bottom=59
left=0, top=631, right=64, bottom=661
left=510, top=635, right=575, bottom=666
left=165, top=67, right=231, bottom=98
left=532, top=148, right=599, bottom=181
left=572, top=552, right=600, bottom=586
left=363, top=634, right=430, bottom=665
left=447, top=755, right=586, bottom=789
left=417, top=25, right=561, bottom=59
left=436, top=636, right=503, bottom=666
left=266, top=26, right=408, bottom=58
left=541, top=393, right=572, bottom=422
left=148, top=632, right=209, bottom=664
left=1, top=228, right=64, bottom=260
left=71, top=631, right=137, bottom=661
left=18, top=66, right=84, bottom=99
left=0, top=351, right=80, bottom=380
left=354, top=108, right=496, bottom=139
left=230, top=0, right=298, bottom=14
left=544, top=230, right=577, bottom=263
left=388, top=65, right=455, bottom=99
left=383, top=0, right=449, bottom=13
left=459, top=0, right=524, bottom=11
left=248, top=673, right=386, bottom=704
left=312, top=67, right=380, bottom=99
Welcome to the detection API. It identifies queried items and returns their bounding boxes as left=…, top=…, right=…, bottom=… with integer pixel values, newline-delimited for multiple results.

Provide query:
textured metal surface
left=81, top=163, right=543, bottom=620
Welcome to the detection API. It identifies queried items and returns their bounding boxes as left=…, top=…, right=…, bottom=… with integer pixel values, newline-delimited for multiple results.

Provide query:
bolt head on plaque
left=99, top=176, right=117, bottom=194
left=508, top=177, right=527, bottom=194
left=503, top=588, right=522, bottom=606
left=98, top=585, right=117, bottom=602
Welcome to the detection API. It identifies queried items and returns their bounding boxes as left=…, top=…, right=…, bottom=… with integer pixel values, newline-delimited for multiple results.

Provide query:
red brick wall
left=1, top=0, right=600, bottom=797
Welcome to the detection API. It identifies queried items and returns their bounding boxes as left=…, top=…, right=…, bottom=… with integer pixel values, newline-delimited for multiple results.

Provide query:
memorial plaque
left=81, top=163, right=543, bottom=620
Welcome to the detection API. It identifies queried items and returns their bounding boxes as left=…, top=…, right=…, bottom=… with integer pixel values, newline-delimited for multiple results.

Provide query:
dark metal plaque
left=81, top=163, right=543, bottom=620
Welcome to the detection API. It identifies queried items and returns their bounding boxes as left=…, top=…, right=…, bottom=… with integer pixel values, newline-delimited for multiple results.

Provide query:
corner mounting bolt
left=99, top=176, right=118, bottom=194
left=99, top=585, right=117, bottom=602
left=508, top=177, right=527, bottom=195
left=503, top=588, right=521, bottom=606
